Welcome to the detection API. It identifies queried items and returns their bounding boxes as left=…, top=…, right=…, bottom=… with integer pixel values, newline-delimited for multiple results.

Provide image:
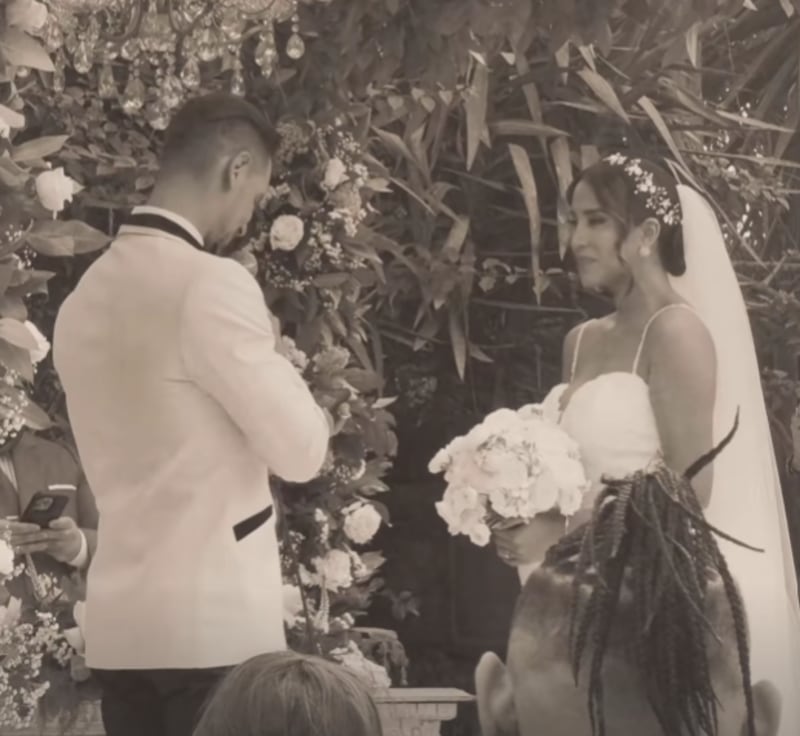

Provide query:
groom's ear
left=747, top=680, right=781, bottom=736
left=476, top=652, right=517, bottom=736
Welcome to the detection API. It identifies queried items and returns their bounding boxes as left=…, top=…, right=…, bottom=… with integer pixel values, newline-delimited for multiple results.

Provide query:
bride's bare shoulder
left=648, top=305, right=715, bottom=362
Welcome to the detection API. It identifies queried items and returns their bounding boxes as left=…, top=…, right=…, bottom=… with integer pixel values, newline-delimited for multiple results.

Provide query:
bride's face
left=567, top=180, right=633, bottom=294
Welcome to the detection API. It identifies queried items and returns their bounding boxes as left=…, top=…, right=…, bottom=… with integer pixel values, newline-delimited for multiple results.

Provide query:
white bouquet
left=429, top=405, right=589, bottom=546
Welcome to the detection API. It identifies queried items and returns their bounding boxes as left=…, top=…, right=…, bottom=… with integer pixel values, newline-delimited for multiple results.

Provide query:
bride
left=493, top=154, right=800, bottom=733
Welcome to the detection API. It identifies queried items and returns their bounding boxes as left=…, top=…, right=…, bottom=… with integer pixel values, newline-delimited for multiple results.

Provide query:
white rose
left=282, top=584, right=304, bottom=627
left=323, top=158, right=347, bottom=190
left=343, top=503, right=382, bottom=545
left=0, top=538, right=13, bottom=576
left=312, top=548, right=353, bottom=591
left=24, top=321, right=50, bottom=364
left=35, top=168, right=77, bottom=213
left=270, top=214, right=305, bottom=251
left=6, top=0, right=48, bottom=32
left=468, top=521, right=491, bottom=547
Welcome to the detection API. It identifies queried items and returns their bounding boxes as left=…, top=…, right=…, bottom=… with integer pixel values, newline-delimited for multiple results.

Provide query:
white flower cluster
left=603, top=154, right=681, bottom=226
left=342, top=502, right=382, bottom=545
left=0, top=610, right=67, bottom=728
left=0, top=370, right=29, bottom=446
left=330, top=641, right=392, bottom=689
left=430, top=406, right=589, bottom=546
left=280, top=336, right=309, bottom=372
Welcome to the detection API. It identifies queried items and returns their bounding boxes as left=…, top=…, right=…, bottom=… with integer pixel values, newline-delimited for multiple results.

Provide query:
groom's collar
left=121, top=206, right=205, bottom=249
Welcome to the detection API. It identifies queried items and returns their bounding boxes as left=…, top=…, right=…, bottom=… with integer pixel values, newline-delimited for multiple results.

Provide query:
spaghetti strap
left=570, top=321, right=591, bottom=381
left=632, top=303, right=694, bottom=374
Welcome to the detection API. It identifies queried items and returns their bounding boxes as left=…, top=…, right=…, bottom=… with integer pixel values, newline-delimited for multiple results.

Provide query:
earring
left=639, top=244, right=652, bottom=257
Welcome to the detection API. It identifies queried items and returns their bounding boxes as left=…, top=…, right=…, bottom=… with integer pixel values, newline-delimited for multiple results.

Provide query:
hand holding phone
left=20, top=490, right=70, bottom=529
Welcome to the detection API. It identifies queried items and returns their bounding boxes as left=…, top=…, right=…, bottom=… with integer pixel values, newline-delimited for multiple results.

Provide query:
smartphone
left=20, top=490, right=71, bottom=528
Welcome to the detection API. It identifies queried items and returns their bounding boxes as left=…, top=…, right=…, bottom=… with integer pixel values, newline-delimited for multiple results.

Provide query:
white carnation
left=343, top=503, right=382, bottom=545
left=0, top=538, right=13, bottom=576
left=270, top=214, right=305, bottom=251
left=312, top=549, right=352, bottom=591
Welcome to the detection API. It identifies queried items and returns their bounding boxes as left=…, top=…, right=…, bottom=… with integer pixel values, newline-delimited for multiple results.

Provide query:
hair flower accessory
left=603, top=154, right=681, bottom=227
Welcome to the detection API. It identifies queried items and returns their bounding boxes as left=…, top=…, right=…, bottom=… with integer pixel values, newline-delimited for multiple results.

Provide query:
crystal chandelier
left=36, top=0, right=306, bottom=129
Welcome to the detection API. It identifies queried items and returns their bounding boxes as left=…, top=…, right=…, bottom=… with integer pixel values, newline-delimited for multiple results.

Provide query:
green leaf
left=465, top=61, right=489, bottom=171
left=508, top=144, right=543, bottom=301
left=26, top=220, right=110, bottom=256
left=0, top=157, right=27, bottom=189
left=577, top=68, right=630, bottom=122
left=0, top=318, right=37, bottom=351
left=685, top=22, right=701, bottom=68
left=0, top=28, right=55, bottom=72
left=11, top=135, right=69, bottom=163
left=550, top=137, right=574, bottom=259
left=0, top=104, right=24, bottom=129
left=490, top=120, right=569, bottom=137
left=448, top=302, right=467, bottom=380
left=0, top=339, right=32, bottom=381
left=440, top=216, right=470, bottom=261
left=21, top=399, right=52, bottom=431
left=637, top=95, right=694, bottom=178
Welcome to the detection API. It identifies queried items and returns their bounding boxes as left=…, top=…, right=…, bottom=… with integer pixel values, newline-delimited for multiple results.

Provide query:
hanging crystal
left=286, top=33, right=305, bottom=60
left=230, top=53, right=245, bottom=95
left=98, top=62, right=116, bottom=99
left=255, top=28, right=277, bottom=75
left=180, top=58, right=201, bottom=89
left=122, top=73, right=146, bottom=115
left=121, top=38, right=141, bottom=61
left=286, top=5, right=305, bottom=60
left=145, top=101, right=170, bottom=131
left=196, top=28, right=221, bottom=63
left=52, top=51, right=66, bottom=93
left=40, top=18, right=64, bottom=53
left=161, top=73, right=184, bottom=109
left=72, top=37, right=94, bottom=74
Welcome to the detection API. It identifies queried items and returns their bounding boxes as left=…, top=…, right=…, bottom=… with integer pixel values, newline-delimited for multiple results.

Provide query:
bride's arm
left=645, top=308, right=717, bottom=507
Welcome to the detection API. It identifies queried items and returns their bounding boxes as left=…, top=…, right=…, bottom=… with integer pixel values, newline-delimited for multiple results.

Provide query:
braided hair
left=516, top=413, right=759, bottom=736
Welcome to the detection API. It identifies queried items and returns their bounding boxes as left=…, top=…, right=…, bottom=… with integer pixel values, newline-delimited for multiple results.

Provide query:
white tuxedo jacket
left=53, top=219, right=329, bottom=669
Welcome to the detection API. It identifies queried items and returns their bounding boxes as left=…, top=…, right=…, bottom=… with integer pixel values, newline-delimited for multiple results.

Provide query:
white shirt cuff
left=67, top=529, right=89, bottom=569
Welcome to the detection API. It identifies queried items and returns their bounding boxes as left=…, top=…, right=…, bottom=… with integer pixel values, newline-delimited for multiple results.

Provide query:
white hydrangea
left=311, top=549, right=353, bottom=591
left=343, top=503, right=382, bottom=545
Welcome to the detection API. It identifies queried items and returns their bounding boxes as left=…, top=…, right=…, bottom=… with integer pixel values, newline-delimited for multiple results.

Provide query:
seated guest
left=477, top=462, right=782, bottom=736
left=193, top=651, right=383, bottom=736
left=0, top=421, right=98, bottom=596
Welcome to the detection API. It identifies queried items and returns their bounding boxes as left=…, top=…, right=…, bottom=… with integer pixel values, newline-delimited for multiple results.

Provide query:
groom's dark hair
left=512, top=431, right=757, bottom=736
left=160, top=93, right=280, bottom=175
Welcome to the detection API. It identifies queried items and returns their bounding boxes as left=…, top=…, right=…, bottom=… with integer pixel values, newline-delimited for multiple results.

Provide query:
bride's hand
left=492, top=514, right=565, bottom=568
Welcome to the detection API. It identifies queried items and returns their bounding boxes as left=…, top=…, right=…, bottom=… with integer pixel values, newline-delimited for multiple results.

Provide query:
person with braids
left=491, top=155, right=800, bottom=733
left=477, top=447, right=782, bottom=736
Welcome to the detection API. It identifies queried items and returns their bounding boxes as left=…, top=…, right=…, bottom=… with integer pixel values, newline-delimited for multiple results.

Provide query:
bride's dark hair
left=567, top=156, right=686, bottom=276
left=513, top=418, right=757, bottom=736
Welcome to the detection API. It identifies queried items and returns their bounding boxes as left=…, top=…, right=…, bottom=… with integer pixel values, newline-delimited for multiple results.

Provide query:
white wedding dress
left=518, top=303, right=800, bottom=735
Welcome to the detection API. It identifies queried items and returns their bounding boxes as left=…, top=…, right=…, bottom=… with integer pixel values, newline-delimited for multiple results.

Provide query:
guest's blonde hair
left=193, top=650, right=383, bottom=736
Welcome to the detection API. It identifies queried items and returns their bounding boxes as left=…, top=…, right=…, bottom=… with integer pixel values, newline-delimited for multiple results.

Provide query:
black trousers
left=92, top=667, right=230, bottom=736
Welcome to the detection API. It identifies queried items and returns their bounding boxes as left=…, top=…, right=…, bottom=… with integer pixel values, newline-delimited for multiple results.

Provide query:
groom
left=52, top=93, right=331, bottom=736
